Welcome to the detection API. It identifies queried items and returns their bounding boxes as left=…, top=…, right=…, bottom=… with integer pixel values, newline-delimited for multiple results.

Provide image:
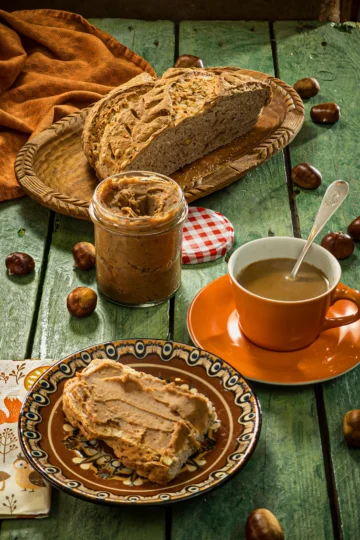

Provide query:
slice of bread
left=63, top=359, right=216, bottom=485
left=82, top=67, right=271, bottom=180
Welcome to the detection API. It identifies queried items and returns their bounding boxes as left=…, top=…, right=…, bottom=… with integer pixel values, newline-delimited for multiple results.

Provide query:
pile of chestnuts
left=290, top=161, right=359, bottom=260
left=293, top=76, right=340, bottom=125
left=321, top=216, right=360, bottom=260
left=5, top=241, right=98, bottom=318
left=67, top=242, right=97, bottom=317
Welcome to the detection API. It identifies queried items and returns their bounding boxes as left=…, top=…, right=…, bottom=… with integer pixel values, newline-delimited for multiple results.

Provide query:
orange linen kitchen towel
left=0, top=9, right=156, bottom=201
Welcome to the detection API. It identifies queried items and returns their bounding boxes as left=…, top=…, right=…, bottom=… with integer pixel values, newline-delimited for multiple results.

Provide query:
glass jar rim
left=90, top=171, right=187, bottom=235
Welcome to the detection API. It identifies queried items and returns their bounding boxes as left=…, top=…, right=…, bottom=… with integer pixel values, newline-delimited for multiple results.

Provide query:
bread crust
left=82, top=72, right=156, bottom=169
left=82, top=67, right=271, bottom=180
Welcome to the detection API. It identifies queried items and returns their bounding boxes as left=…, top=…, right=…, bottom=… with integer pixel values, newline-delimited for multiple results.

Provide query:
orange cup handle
left=322, top=285, right=360, bottom=332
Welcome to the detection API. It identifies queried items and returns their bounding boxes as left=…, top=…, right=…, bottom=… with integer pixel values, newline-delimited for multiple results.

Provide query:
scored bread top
left=82, top=72, right=156, bottom=169
left=83, top=67, right=271, bottom=180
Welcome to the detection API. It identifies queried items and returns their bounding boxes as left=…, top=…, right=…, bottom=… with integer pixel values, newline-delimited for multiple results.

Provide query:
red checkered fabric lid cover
left=182, top=207, right=235, bottom=264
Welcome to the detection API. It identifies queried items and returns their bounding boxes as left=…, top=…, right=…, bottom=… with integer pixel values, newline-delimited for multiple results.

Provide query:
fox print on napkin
left=0, top=360, right=55, bottom=518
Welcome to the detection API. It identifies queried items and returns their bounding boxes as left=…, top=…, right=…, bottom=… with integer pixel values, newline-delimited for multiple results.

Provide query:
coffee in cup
left=228, top=237, right=360, bottom=352
left=236, top=258, right=329, bottom=302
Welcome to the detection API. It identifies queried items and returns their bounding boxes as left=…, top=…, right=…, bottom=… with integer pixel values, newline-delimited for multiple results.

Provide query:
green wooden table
left=1, top=19, right=359, bottom=540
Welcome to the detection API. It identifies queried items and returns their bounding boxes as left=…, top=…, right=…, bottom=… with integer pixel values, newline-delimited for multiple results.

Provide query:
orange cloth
left=0, top=9, right=156, bottom=201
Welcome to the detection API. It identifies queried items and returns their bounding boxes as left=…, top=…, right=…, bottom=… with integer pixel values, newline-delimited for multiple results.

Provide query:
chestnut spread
left=63, top=359, right=216, bottom=484
left=90, top=173, right=187, bottom=306
left=99, top=177, right=182, bottom=220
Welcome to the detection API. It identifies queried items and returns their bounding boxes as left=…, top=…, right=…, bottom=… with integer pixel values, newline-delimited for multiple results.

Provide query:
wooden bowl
left=15, top=69, right=304, bottom=220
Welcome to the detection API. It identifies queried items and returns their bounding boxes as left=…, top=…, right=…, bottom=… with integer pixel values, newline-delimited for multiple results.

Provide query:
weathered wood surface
left=2, top=19, right=359, bottom=540
left=88, top=18, right=175, bottom=76
left=0, top=199, right=50, bottom=359
left=171, top=21, right=332, bottom=540
left=1, top=19, right=174, bottom=540
left=275, top=20, right=360, bottom=540
left=28, top=18, right=175, bottom=361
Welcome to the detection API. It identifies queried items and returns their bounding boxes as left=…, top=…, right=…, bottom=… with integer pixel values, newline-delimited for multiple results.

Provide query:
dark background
left=1, top=0, right=360, bottom=22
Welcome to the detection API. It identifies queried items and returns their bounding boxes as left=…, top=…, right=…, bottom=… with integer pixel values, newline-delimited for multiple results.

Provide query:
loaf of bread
left=82, top=67, right=272, bottom=180
left=63, top=359, right=216, bottom=485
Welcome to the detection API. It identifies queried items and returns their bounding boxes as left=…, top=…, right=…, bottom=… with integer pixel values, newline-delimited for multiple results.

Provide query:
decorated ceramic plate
left=19, top=339, right=261, bottom=506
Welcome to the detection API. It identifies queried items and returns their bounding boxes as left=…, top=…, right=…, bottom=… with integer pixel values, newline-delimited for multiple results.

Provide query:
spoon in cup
left=289, top=180, right=349, bottom=281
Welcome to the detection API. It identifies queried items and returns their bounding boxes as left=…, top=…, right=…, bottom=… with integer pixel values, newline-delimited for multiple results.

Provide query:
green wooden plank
left=30, top=214, right=170, bottom=360
left=88, top=18, right=175, bottom=75
left=172, top=21, right=333, bottom=540
left=0, top=199, right=50, bottom=359
left=29, top=18, right=175, bottom=360
left=274, top=21, right=360, bottom=540
left=1, top=19, right=175, bottom=540
left=0, top=491, right=164, bottom=540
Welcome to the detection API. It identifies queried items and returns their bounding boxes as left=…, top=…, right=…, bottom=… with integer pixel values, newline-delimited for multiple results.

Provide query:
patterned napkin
left=0, top=360, right=55, bottom=519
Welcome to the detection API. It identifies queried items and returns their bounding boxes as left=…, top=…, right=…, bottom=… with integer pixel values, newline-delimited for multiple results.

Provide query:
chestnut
left=347, top=216, right=360, bottom=241
left=72, top=242, right=96, bottom=270
left=5, top=252, right=35, bottom=276
left=321, top=232, right=354, bottom=260
left=174, top=55, right=204, bottom=69
left=67, top=287, right=97, bottom=317
left=294, top=77, right=320, bottom=98
left=310, top=102, right=340, bottom=124
left=246, top=509, right=284, bottom=540
left=343, top=410, right=360, bottom=448
left=291, top=163, right=322, bottom=189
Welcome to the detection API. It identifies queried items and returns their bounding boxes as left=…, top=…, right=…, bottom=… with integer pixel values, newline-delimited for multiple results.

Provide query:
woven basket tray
left=15, top=69, right=304, bottom=220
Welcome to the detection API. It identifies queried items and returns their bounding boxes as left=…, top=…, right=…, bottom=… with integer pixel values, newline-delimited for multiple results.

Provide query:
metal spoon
left=289, top=180, right=349, bottom=280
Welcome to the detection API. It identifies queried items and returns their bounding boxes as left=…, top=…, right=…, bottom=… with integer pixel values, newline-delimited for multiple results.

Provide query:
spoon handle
left=290, top=180, right=349, bottom=280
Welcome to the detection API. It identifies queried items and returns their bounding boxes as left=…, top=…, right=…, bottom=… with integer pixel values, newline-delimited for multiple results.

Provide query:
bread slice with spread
left=63, top=359, right=216, bottom=485
left=82, top=67, right=271, bottom=180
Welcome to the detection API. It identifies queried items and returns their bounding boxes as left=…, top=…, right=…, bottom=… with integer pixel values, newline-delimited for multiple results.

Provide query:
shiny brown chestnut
left=321, top=232, right=354, bottom=260
left=246, top=509, right=284, bottom=540
left=291, top=163, right=322, bottom=189
left=343, top=409, right=360, bottom=448
left=67, top=287, right=97, bottom=317
left=5, top=252, right=35, bottom=276
left=310, top=102, right=340, bottom=124
left=294, top=77, right=320, bottom=98
left=72, top=242, right=96, bottom=270
left=347, top=216, right=360, bottom=241
left=174, top=55, right=204, bottom=69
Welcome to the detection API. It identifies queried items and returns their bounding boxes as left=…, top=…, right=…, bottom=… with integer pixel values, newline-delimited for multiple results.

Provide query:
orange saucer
left=187, top=275, right=360, bottom=385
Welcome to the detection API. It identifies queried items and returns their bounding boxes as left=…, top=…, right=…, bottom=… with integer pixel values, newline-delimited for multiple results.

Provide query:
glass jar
left=89, top=171, right=188, bottom=307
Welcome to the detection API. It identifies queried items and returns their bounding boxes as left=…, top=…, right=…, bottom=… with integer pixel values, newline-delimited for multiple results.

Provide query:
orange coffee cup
left=228, top=237, right=360, bottom=352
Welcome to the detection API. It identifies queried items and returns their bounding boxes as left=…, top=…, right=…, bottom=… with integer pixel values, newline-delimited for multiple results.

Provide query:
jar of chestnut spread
left=89, top=171, right=188, bottom=307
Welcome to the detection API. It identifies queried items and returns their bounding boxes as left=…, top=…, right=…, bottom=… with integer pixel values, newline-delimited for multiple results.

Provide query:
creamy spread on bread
left=63, top=359, right=216, bottom=485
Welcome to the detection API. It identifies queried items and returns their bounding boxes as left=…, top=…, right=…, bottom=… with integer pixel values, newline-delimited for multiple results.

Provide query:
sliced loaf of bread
left=82, top=72, right=156, bottom=169
left=82, top=67, right=271, bottom=180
